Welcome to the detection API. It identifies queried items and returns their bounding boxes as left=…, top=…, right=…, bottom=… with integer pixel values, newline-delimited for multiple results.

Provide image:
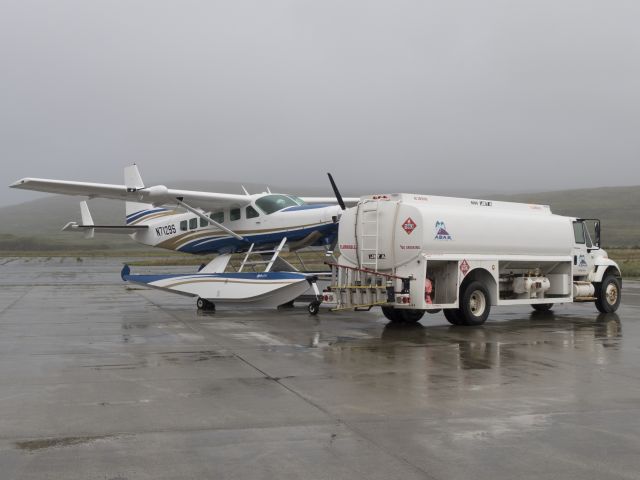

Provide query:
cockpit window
left=255, top=195, right=303, bottom=214
left=573, top=221, right=586, bottom=244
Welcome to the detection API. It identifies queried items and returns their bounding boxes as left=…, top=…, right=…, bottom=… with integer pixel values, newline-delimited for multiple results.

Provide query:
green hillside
left=0, top=184, right=638, bottom=250
left=495, top=186, right=640, bottom=247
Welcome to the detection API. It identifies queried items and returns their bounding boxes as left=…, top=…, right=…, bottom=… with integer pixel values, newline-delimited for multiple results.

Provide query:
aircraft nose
left=322, top=205, right=342, bottom=223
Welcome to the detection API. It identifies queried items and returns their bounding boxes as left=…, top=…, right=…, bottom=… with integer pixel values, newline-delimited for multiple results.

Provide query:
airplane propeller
left=327, top=172, right=346, bottom=210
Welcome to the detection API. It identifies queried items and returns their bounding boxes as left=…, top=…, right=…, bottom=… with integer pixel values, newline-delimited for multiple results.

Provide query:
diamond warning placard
left=460, top=259, right=470, bottom=276
left=402, top=217, right=417, bottom=235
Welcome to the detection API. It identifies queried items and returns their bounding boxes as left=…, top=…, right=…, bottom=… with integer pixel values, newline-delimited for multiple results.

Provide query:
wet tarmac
left=1, top=257, right=639, bottom=479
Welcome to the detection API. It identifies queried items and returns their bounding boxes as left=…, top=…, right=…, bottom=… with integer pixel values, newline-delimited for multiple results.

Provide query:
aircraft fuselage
left=128, top=203, right=341, bottom=254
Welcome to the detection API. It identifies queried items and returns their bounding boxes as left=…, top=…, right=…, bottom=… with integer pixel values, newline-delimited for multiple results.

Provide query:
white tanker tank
left=325, top=193, right=622, bottom=326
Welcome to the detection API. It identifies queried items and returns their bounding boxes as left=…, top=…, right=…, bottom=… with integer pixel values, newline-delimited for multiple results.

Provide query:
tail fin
left=124, top=164, right=153, bottom=218
left=78, top=201, right=95, bottom=239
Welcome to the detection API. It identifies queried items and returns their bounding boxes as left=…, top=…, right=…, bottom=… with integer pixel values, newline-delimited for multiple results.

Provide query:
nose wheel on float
left=308, top=300, right=321, bottom=315
left=196, top=297, right=216, bottom=312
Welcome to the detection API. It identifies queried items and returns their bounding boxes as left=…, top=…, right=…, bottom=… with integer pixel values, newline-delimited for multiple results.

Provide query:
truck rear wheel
left=399, top=309, right=425, bottom=323
left=381, top=307, right=401, bottom=322
left=532, top=303, right=553, bottom=312
left=459, top=281, right=490, bottom=326
left=595, top=275, right=621, bottom=313
left=444, top=309, right=464, bottom=325
left=381, top=307, right=424, bottom=324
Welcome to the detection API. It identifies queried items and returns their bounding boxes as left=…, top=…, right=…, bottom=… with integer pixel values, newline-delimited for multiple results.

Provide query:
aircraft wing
left=10, top=177, right=250, bottom=210
left=299, top=196, right=360, bottom=205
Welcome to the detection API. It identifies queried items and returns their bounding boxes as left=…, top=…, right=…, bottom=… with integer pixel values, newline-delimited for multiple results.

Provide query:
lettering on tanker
left=434, top=220, right=453, bottom=241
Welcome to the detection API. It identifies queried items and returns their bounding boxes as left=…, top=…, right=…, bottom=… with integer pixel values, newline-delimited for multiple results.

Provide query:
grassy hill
left=494, top=186, right=640, bottom=247
left=0, top=184, right=638, bottom=250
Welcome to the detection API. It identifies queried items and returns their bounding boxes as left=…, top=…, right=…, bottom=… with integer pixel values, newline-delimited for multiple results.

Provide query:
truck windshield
left=255, top=195, right=302, bottom=214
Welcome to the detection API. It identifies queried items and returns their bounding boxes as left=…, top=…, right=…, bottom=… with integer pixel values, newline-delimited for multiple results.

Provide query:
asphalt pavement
left=0, top=257, right=639, bottom=479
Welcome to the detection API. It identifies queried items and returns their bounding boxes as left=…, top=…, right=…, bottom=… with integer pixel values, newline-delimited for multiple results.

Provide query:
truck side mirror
left=595, top=221, right=601, bottom=248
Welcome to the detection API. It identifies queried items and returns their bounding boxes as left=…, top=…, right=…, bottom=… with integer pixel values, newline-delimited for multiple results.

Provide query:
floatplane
left=10, top=165, right=354, bottom=313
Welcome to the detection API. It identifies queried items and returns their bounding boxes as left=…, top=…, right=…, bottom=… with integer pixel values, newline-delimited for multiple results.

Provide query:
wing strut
left=175, top=197, right=244, bottom=241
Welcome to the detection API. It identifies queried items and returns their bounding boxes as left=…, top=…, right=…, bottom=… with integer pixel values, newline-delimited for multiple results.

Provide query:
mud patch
left=15, top=435, right=113, bottom=451
left=161, top=350, right=229, bottom=364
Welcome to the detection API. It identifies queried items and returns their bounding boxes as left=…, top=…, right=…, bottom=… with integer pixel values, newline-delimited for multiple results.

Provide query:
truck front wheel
left=459, top=281, right=490, bottom=326
left=595, top=275, right=621, bottom=313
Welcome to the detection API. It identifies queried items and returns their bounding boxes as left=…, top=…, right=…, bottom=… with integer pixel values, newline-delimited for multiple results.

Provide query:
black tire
left=398, top=309, right=425, bottom=324
left=381, top=307, right=424, bottom=323
left=458, top=281, right=490, bottom=326
left=196, top=297, right=206, bottom=310
left=532, top=303, right=553, bottom=312
left=595, top=275, right=621, bottom=313
left=308, top=301, right=320, bottom=315
left=444, top=309, right=465, bottom=325
left=381, top=306, right=402, bottom=322
left=197, top=298, right=215, bottom=311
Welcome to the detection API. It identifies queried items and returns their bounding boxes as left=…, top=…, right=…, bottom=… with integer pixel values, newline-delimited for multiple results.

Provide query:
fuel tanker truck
left=323, top=193, right=622, bottom=325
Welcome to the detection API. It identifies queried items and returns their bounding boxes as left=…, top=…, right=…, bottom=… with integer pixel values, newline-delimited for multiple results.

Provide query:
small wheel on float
left=196, top=297, right=206, bottom=310
left=308, top=301, right=321, bottom=315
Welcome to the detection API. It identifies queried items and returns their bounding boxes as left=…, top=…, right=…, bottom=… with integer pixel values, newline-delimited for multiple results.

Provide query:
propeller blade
left=327, top=173, right=346, bottom=210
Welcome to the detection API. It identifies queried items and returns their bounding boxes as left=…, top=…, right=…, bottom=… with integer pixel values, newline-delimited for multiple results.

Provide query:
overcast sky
left=1, top=0, right=639, bottom=206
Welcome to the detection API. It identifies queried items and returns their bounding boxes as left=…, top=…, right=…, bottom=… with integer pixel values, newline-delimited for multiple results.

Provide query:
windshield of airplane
left=255, top=195, right=305, bottom=214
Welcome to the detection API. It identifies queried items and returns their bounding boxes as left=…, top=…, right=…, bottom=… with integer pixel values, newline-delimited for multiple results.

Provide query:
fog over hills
left=1, top=183, right=638, bottom=248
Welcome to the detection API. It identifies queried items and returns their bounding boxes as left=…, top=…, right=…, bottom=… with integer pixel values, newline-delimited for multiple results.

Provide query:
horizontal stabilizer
left=62, top=222, right=148, bottom=235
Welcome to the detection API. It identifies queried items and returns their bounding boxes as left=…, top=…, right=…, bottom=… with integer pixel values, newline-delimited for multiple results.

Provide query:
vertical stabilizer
left=124, top=164, right=153, bottom=217
left=79, top=201, right=95, bottom=239
left=125, top=164, right=145, bottom=191
left=79, top=201, right=94, bottom=226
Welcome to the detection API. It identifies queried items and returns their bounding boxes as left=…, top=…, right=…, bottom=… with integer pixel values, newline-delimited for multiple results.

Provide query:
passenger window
left=200, top=217, right=208, bottom=228
left=230, top=208, right=241, bottom=221
left=246, top=206, right=259, bottom=219
left=210, top=211, right=224, bottom=223
left=573, top=221, right=585, bottom=244
left=180, top=220, right=188, bottom=231
left=189, top=217, right=198, bottom=230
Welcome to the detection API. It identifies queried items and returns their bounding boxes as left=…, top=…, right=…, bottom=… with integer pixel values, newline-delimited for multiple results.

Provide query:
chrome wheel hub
left=605, top=283, right=618, bottom=305
left=470, top=291, right=486, bottom=316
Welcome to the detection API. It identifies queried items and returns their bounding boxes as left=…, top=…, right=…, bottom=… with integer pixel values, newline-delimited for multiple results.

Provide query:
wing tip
left=9, top=178, right=29, bottom=188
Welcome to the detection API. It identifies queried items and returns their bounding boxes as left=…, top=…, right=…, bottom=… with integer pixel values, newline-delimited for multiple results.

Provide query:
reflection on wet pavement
left=0, top=258, right=639, bottom=480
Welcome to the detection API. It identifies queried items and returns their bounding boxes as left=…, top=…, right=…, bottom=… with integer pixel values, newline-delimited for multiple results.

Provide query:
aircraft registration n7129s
left=10, top=165, right=356, bottom=256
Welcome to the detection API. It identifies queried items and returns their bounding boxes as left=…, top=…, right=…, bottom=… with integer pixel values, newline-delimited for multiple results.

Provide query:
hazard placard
left=460, top=259, right=470, bottom=276
left=402, top=217, right=417, bottom=235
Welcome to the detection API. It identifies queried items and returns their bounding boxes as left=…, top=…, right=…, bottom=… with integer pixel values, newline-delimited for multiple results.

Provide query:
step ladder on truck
left=320, top=198, right=426, bottom=322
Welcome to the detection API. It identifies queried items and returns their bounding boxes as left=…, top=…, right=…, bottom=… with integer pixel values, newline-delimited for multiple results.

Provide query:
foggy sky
left=1, top=0, right=639, bottom=207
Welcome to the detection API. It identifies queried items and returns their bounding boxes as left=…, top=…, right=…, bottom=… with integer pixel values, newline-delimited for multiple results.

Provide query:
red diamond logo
left=402, top=217, right=417, bottom=234
left=460, top=259, right=470, bottom=276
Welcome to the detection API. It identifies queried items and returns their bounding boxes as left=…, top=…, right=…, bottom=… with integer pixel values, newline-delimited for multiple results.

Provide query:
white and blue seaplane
left=10, top=165, right=353, bottom=313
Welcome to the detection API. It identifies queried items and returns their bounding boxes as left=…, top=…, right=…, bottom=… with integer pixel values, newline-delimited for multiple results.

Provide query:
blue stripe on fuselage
left=176, top=222, right=337, bottom=254
left=126, top=208, right=168, bottom=224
